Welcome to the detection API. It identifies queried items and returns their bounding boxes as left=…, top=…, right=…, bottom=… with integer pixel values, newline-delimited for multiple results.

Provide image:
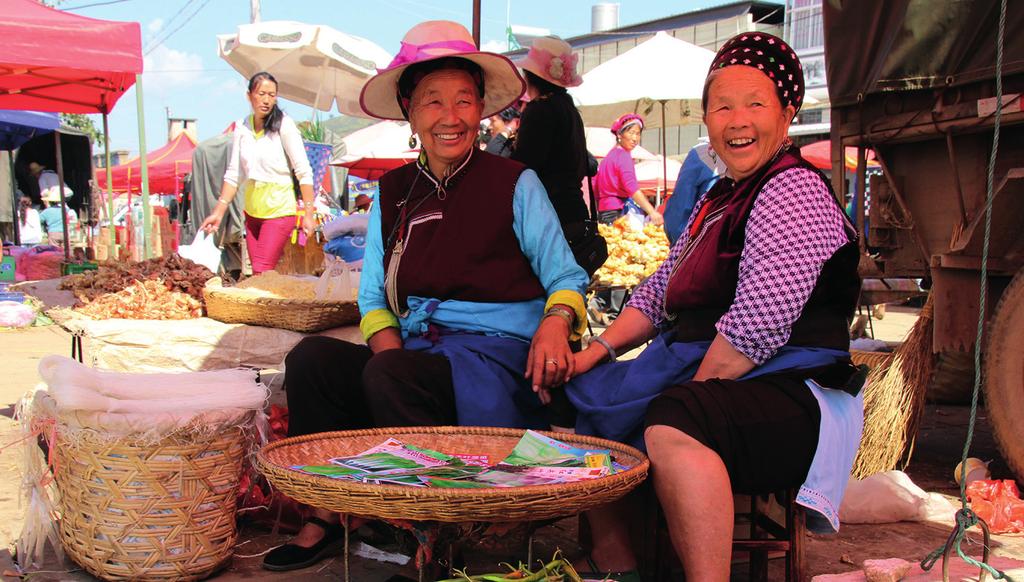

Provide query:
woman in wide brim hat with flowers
left=511, top=36, right=591, bottom=230
left=262, top=20, right=590, bottom=572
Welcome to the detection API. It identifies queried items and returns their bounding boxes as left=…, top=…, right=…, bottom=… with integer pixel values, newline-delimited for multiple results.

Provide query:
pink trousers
left=244, top=213, right=294, bottom=274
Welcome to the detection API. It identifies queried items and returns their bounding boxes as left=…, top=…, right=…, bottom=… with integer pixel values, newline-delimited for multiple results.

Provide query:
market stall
left=0, top=0, right=143, bottom=260
left=0, top=110, right=59, bottom=244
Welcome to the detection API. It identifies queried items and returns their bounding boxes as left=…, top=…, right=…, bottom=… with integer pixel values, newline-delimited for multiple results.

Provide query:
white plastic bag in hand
left=178, top=231, right=221, bottom=272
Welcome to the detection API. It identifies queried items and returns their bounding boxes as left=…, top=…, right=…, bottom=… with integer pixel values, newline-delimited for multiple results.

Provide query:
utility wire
left=62, top=0, right=131, bottom=10
left=144, top=0, right=206, bottom=55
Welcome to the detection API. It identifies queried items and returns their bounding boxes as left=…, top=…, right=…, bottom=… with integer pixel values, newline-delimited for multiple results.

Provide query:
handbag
left=562, top=174, right=608, bottom=277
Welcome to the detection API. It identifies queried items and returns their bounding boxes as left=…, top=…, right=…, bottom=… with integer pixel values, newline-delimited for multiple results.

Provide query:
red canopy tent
left=0, top=0, right=142, bottom=259
left=0, top=0, right=141, bottom=114
left=800, top=140, right=879, bottom=171
left=97, top=132, right=197, bottom=194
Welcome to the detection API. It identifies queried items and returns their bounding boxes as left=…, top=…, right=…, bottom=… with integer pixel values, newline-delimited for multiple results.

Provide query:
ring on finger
left=545, top=359, right=558, bottom=365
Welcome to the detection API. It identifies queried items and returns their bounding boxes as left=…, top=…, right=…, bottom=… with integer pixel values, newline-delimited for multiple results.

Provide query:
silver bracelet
left=592, top=336, right=617, bottom=363
left=544, top=307, right=574, bottom=328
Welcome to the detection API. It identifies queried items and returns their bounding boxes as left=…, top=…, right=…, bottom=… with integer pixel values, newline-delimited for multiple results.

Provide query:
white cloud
left=143, top=45, right=205, bottom=95
left=147, top=18, right=164, bottom=34
left=480, top=39, right=511, bottom=54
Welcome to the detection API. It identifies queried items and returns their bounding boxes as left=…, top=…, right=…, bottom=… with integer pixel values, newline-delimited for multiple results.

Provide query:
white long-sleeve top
left=223, top=114, right=314, bottom=188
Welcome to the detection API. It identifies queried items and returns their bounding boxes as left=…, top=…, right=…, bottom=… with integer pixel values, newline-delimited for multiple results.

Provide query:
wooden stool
left=733, top=489, right=805, bottom=582
left=637, top=487, right=805, bottom=581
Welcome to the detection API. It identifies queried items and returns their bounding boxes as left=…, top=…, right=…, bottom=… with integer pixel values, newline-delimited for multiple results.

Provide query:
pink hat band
left=384, top=39, right=479, bottom=72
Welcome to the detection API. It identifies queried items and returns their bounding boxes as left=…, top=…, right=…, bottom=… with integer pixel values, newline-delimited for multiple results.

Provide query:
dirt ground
left=1, top=305, right=1022, bottom=580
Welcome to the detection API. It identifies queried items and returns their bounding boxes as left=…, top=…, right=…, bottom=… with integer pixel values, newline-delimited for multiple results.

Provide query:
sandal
left=573, top=555, right=643, bottom=582
left=262, top=516, right=347, bottom=571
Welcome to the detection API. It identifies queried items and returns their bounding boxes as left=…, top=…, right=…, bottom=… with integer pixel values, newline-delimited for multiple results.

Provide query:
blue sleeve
left=512, top=170, right=589, bottom=296
left=356, top=200, right=388, bottom=316
left=664, top=149, right=709, bottom=244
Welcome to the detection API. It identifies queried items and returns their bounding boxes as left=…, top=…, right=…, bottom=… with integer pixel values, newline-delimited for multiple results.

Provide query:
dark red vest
left=665, top=147, right=861, bottom=350
left=378, top=150, right=546, bottom=310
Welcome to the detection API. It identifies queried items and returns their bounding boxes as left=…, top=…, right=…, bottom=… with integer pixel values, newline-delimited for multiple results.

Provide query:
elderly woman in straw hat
left=564, top=32, right=865, bottom=579
left=263, top=20, right=589, bottom=572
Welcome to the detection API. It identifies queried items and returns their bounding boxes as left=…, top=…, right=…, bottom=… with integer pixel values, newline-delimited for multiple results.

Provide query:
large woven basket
left=203, top=281, right=359, bottom=332
left=256, top=426, right=649, bottom=523
left=54, top=426, right=248, bottom=581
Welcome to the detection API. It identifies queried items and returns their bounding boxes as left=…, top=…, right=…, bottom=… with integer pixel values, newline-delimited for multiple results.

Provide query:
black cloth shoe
left=262, top=516, right=346, bottom=571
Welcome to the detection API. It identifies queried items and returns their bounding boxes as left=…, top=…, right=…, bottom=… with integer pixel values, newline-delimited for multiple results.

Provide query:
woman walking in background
left=200, top=72, right=315, bottom=274
left=594, top=113, right=663, bottom=225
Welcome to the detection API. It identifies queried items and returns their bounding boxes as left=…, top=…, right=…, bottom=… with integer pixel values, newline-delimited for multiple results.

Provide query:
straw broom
left=850, top=294, right=934, bottom=478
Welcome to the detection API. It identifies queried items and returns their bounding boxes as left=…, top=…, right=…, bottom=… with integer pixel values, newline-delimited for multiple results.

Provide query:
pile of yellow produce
left=223, top=270, right=317, bottom=299
left=594, top=219, right=670, bottom=288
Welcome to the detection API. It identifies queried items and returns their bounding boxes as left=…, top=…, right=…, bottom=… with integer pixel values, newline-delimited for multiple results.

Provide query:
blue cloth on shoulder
left=405, top=329, right=548, bottom=430
left=565, top=332, right=848, bottom=448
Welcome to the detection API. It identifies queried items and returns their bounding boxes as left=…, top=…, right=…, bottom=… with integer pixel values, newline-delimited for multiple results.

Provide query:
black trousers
left=284, top=336, right=456, bottom=437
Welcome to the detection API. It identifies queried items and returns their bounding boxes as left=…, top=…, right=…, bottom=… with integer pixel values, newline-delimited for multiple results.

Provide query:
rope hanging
left=920, top=1, right=1014, bottom=580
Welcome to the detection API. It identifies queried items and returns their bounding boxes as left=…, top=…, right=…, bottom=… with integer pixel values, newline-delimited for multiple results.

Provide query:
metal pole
left=136, top=74, right=153, bottom=259
left=103, top=113, right=116, bottom=258
left=9, top=152, right=20, bottom=245
left=54, top=131, right=71, bottom=261
left=472, top=0, right=481, bottom=48
left=250, top=0, right=261, bottom=23
left=659, top=100, right=668, bottom=207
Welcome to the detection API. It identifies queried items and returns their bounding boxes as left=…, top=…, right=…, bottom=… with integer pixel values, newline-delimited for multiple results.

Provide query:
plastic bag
left=0, top=300, right=37, bottom=328
left=177, top=231, right=221, bottom=273
left=968, top=479, right=1024, bottom=534
left=623, top=199, right=647, bottom=232
left=314, top=256, right=361, bottom=301
left=840, top=470, right=953, bottom=524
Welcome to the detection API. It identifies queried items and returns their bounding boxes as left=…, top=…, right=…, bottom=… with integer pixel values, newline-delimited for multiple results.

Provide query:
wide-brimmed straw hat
left=519, top=36, right=582, bottom=88
left=359, top=20, right=525, bottom=121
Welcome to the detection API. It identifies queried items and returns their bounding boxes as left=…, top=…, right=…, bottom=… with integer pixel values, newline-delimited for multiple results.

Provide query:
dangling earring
left=409, top=134, right=418, bottom=149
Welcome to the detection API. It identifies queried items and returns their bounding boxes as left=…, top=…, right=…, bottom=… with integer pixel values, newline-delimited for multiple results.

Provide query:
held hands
left=648, top=210, right=664, bottom=226
left=525, top=315, right=575, bottom=404
left=571, top=342, right=608, bottom=378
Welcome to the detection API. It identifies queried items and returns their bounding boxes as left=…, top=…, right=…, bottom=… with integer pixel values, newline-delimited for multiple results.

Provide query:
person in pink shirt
left=594, top=113, right=663, bottom=225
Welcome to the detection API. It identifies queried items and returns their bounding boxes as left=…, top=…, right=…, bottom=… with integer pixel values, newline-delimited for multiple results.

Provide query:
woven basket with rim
left=203, top=278, right=359, bottom=333
left=256, top=426, right=649, bottom=523
left=55, top=426, right=247, bottom=581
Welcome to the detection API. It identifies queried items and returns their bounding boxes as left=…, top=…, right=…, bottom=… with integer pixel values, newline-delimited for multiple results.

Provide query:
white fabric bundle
left=34, top=355, right=268, bottom=436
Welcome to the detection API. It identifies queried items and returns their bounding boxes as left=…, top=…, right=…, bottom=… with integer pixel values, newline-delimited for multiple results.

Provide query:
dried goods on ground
left=60, top=254, right=213, bottom=303
left=74, top=279, right=203, bottom=320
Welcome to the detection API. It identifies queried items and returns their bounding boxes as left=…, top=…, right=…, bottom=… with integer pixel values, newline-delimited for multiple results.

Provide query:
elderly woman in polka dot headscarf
left=564, top=32, right=866, bottom=580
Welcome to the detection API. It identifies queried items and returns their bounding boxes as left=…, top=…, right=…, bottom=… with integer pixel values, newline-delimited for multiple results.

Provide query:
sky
left=68, top=0, right=736, bottom=154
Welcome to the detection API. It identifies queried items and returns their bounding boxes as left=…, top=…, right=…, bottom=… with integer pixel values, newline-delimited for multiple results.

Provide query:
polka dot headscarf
left=706, top=32, right=804, bottom=113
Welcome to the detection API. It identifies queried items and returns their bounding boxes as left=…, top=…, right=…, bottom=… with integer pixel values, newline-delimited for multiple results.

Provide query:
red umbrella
left=800, top=140, right=879, bottom=171
left=337, top=151, right=418, bottom=180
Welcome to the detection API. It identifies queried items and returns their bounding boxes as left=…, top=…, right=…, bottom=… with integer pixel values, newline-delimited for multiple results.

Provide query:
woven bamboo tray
left=203, top=280, right=359, bottom=333
left=255, top=426, right=649, bottom=523
left=55, top=426, right=247, bottom=581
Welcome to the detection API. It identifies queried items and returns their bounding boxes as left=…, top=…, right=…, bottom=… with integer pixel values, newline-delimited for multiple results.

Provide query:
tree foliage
left=60, top=113, right=104, bottom=146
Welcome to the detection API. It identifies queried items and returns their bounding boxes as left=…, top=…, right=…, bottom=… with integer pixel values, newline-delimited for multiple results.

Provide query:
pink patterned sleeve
left=716, top=168, right=852, bottom=364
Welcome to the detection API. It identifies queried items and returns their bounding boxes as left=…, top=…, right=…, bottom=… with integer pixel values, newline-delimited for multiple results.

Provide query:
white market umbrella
left=218, top=21, right=393, bottom=117
left=570, top=32, right=715, bottom=203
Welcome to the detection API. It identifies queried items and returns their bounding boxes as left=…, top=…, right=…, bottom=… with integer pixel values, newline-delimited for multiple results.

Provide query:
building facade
left=508, top=1, right=786, bottom=158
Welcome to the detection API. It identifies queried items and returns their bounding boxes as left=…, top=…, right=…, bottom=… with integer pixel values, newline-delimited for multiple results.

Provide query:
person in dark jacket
left=484, top=106, right=520, bottom=157
left=511, top=36, right=589, bottom=227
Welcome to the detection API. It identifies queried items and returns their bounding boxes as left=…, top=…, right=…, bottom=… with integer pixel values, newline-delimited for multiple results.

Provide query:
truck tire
left=984, top=268, right=1024, bottom=482
left=926, top=349, right=976, bottom=404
